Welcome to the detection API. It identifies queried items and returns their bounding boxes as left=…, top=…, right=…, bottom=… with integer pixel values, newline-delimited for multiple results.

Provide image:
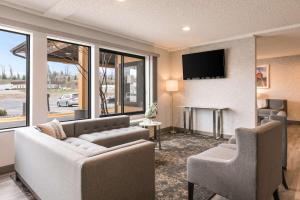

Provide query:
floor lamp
left=166, top=80, right=178, bottom=134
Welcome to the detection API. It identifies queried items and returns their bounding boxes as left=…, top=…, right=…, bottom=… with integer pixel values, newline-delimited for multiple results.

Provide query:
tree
left=9, top=65, right=14, bottom=79
left=99, top=53, right=113, bottom=115
left=1, top=65, right=7, bottom=80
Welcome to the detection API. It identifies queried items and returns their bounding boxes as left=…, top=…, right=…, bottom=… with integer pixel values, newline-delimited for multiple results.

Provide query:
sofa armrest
left=15, top=127, right=85, bottom=200
left=80, top=140, right=155, bottom=200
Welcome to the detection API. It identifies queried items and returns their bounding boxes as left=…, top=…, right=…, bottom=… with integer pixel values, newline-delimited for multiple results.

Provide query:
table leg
left=189, top=107, right=193, bottom=134
left=220, top=109, right=224, bottom=138
left=216, top=110, right=221, bottom=139
left=213, top=109, right=216, bottom=138
left=158, top=125, right=162, bottom=150
left=183, top=108, right=187, bottom=133
left=191, top=108, right=194, bottom=134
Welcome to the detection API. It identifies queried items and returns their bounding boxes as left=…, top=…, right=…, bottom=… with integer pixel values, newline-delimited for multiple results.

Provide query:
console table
left=178, top=106, right=229, bottom=139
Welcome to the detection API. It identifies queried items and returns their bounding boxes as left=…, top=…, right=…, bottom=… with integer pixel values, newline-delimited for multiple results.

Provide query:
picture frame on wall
left=256, top=64, right=269, bottom=89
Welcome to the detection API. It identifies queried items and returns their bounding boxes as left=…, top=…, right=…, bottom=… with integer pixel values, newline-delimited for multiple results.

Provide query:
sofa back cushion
left=61, top=121, right=75, bottom=137
left=269, top=99, right=286, bottom=110
left=74, top=115, right=130, bottom=137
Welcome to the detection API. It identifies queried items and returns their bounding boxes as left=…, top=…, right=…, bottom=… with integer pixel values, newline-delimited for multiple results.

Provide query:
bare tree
left=99, top=53, right=112, bottom=115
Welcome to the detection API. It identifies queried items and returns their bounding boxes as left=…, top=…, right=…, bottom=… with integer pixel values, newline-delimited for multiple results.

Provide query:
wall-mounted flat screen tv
left=182, top=49, right=225, bottom=80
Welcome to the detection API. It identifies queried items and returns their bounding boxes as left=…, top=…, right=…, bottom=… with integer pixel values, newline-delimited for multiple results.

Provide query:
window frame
left=99, top=48, right=146, bottom=117
left=47, top=38, right=92, bottom=122
left=0, top=28, right=30, bottom=130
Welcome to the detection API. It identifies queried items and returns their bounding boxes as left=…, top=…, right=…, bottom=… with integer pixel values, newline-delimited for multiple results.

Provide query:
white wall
left=170, top=37, right=257, bottom=135
left=0, top=5, right=171, bottom=168
left=257, top=55, right=300, bottom=121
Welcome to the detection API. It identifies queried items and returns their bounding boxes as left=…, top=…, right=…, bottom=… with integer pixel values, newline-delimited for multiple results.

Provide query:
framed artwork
left=256, top=64, right=269, bottom=89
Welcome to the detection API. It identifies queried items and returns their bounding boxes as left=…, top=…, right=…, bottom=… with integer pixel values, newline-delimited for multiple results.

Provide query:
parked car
left=57, top=93, right=78, bottom=107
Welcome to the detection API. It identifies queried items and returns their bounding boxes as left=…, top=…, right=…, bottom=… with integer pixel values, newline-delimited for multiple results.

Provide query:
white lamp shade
left=166, top=80, right=178, bottom=92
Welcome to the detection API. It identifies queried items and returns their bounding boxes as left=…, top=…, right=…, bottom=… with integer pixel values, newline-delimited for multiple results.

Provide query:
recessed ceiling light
left=116, top=0, right=126, bottom=2
left=182, top=26, right=191, bottom=32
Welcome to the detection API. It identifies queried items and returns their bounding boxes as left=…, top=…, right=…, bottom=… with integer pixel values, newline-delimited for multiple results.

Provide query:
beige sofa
left=15, top=115, right=155, bottom=200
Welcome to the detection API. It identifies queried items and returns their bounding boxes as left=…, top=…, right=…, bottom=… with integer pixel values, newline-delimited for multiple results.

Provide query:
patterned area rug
left=155, top=133, right=226, bottom=200
left=11, top=133, right=226, bottom=200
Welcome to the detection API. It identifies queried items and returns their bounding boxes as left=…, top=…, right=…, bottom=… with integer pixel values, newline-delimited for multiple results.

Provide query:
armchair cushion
left=228, top=135, right=236, bottom=144
left=218, top=143, right=237, bottom=150
left=188, top=146, right=236, bottom=162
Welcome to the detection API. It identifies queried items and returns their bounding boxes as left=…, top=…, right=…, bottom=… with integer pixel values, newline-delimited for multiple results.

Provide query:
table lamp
left=166, top=80, right=178, bottom=134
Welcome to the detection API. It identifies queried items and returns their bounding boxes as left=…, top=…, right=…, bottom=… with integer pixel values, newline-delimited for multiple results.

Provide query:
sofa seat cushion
left=63, top=137, right=107, bottom=157
left=79, top=126, right=149, bottom=147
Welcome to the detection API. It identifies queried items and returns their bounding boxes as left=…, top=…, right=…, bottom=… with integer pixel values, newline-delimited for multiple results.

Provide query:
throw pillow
left=37, top=119, right=67, bottom=140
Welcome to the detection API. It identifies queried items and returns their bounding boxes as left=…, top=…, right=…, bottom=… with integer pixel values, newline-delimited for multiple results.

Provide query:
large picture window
left=0, top=29, right=30, bottom=129
left=99, top=49, right=145, bottom=116
left=47, top=39, right=91, bottom=121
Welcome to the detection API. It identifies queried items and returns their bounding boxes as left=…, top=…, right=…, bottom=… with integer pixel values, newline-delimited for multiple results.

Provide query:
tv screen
left=182, top=49, right=225, bottom=80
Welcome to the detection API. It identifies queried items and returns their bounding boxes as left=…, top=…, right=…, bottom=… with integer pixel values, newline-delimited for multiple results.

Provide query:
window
left=99, top=49, right=145, bottom=116
left=0, top=29, right=30, bottom=129
left=47, top=39, right=91, bottom=121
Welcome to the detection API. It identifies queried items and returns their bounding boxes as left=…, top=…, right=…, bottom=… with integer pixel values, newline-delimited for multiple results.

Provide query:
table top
left=177, top=105, right=229, bottom=110
left=139, top=120, right=162, bottom=127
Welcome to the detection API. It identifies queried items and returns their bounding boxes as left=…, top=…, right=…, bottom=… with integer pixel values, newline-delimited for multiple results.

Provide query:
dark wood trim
left=273, top=189, right=280, bottom=200
left=282, top=169, right=289, bottom=190
left=288, top=120, right=300, bottom=125
left=0, top=164, right=14, bottom=175
left=15, top=172, right=42, bottom=200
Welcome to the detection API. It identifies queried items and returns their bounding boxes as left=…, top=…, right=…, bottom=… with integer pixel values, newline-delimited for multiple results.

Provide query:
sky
left=0, top=30, right=27, bottom=76
left=0, top=30, right=80, bottom=77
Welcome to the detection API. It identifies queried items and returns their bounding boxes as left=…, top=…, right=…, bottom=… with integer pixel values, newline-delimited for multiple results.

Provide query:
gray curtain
left=152, top=56, right=158, bottom=103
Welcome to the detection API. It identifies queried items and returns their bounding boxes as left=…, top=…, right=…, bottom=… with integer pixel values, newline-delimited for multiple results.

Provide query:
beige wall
left=0, top=5, right=171, bottom=168
left=170, top=37, right=257, bottom=135
left=257, top=55, right=300, bottom=121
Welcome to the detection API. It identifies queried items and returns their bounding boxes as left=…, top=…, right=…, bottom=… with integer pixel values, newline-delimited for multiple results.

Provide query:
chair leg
left=282, top=170, right=289, bottom=190
left=273, top=189, right=280, bottom=200
left=188, top=182, right=194, bottom=200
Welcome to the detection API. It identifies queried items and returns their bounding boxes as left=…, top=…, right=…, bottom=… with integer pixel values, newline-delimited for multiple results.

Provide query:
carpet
left=155, top=133, right=226, bottom=200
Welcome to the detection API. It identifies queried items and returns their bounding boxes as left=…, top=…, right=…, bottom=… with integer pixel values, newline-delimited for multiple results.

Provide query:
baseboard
left=170, top=127, right=231, bottom=139
left=288, top=120, right=300, bottom=125
left=160, top=127, right=172, bottom=134
left=0, top=164, right=14, bottom=175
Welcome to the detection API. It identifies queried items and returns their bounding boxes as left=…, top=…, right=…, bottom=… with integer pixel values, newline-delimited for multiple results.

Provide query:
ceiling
left=2, top=0, right=300, bottom=50
left=257, top=27, right=300, bottom=59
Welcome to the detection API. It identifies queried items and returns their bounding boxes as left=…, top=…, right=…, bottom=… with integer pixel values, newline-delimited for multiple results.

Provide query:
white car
left=57, top=93, right=78, bottom=107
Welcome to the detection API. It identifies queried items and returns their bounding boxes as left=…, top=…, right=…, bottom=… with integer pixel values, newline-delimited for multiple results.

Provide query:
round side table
left=139, top=121, right=162, bottom=150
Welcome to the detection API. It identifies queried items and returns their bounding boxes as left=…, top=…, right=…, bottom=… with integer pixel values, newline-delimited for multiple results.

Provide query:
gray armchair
left=261, top=111, right=288, bottom=190
left=258, top=99, right=287, bottom=119
left=187, top=121, right=282, bottom=200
